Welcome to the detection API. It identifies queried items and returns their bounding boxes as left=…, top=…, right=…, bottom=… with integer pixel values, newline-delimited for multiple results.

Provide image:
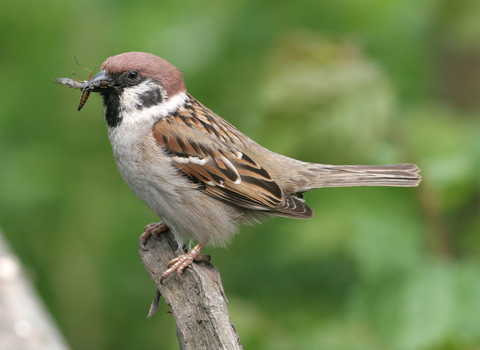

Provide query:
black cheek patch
left=137, top=87, right=162, bottom=110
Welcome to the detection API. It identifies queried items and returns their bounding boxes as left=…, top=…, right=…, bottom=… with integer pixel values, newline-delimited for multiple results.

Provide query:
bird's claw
left=139, top=222, right=168, bottom=250
left=160, top=242, right=206, bottom=284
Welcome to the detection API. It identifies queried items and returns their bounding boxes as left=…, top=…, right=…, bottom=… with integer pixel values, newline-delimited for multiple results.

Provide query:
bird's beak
left=83, top=69, right=115, bottom=92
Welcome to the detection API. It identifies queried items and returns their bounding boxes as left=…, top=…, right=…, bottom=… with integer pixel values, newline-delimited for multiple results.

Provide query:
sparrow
left=59, top=52, right=421, bottom=283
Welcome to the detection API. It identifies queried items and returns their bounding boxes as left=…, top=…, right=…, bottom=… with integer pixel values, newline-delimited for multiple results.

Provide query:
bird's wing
left=152, top=98, right=313, bottom=218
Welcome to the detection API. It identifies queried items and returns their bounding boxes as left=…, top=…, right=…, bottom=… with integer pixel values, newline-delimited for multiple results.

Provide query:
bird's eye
left=127, top=71, right=139, bottom=80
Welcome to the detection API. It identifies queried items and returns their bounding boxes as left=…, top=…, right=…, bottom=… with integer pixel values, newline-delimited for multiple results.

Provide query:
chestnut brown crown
left=101, top=52, right=186, bottom=96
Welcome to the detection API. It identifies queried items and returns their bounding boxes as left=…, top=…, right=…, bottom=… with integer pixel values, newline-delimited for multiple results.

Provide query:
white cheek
left=118, top=89, right=188, bottom=128
left=119, top=80, right=159, bottom=110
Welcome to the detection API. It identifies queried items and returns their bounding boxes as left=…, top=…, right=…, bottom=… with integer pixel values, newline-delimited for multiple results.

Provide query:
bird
left=61, top=51, right=421, bottom=283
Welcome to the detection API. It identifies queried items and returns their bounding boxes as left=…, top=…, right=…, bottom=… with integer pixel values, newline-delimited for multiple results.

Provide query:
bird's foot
left=139, top=222, right=169, bottom=250
left=160, top=242, right=207, bottom=284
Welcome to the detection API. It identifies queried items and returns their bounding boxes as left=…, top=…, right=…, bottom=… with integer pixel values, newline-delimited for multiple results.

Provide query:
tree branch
left=139, top=230, right=243, bottom=350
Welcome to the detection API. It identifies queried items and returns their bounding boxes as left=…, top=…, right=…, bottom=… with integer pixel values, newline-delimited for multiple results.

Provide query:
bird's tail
left=303, top=163, right=421, bottom=188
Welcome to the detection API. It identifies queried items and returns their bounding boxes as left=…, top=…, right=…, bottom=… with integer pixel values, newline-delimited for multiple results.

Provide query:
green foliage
left=1, top=0, right=480, bottom=349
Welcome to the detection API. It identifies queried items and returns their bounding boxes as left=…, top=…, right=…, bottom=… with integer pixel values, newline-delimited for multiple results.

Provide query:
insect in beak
left=54, top=56, right=96, bottom=111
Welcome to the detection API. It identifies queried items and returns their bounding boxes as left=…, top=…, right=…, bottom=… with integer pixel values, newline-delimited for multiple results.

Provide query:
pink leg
left=139, top=222, right=168, bottom=250
left=160, top=242, right=207, bottom=284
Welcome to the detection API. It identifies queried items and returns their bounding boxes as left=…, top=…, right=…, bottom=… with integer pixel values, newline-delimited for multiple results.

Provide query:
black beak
left=76, top=70, right=115, bottom=111
left=83, top=69, right=115, bottom=92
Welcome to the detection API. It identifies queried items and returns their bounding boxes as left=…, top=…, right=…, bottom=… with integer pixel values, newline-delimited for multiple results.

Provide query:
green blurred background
left=1, top=0, right=480, bottom=349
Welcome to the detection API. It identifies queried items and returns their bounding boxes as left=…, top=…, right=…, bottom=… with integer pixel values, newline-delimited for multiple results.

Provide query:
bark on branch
left=139, top=230, right=243, bottom=350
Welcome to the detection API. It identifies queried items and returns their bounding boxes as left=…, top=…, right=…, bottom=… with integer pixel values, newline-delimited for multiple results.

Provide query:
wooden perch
left=139, top=230, right=243, bottom=350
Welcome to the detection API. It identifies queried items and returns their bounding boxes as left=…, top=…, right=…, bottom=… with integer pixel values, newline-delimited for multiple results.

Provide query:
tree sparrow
left=58, top=52, right=421, bottom=283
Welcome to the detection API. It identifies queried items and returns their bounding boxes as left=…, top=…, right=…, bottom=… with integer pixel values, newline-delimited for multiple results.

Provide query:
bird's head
left=82, top=52, right=187, bottom=127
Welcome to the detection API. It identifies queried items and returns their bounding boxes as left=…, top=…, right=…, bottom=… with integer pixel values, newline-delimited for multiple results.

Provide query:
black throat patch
left=101, top=92, right=122, bottom=128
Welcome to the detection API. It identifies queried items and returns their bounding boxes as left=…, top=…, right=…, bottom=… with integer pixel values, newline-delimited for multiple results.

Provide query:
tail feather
left=301, top=163, right=421, bottom=189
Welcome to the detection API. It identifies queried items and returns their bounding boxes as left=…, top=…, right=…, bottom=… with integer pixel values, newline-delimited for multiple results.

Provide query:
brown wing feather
left=152, top=96, right=313, bottom=218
